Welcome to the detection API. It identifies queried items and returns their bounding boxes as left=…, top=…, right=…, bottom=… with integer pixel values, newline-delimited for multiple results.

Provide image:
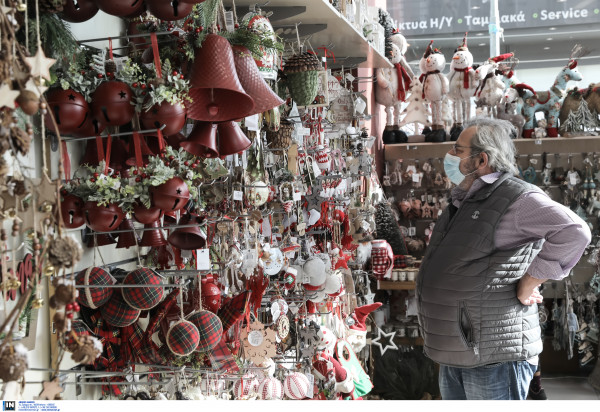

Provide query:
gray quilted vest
left=416, top=173, right=544, bottom=368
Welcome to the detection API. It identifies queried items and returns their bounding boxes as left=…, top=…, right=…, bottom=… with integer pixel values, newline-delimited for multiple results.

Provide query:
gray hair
left=463, top=117, right=519, bottom=175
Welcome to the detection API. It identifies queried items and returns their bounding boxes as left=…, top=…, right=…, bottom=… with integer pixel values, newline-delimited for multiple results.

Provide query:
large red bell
left=150, top=177, right=190, bottom=212
left=60, top=0, right=99, bottom=23
left=44, top=88, right=89, bottom=135
left=232, top=45, right=284, bottom=115
left=116, top=219, right=140, bottom=249
left=69, top=115, right=105, bottom=139
left=60, top=193, right=85, bottom=228
left=167, top=214, right=206, bottom=250
left=80, top=138, right=106, bottom=166
left=187, top=34, right=255, bottom=122
left=180, top=122, right=218, bottom=158
left=217, top=121, right=252, bottom=157
left=83, top=201, right=125, bottom=232
left=133, top=203, right=163, bottom=224
left=140, top=102, right=187, bottom=136
left=108, top=138, right=129, bottom=172
left=86, top=232, right=116, bottom=247
left=146, top=0, right=193, bottom=21
left=126, top=134, right=156, bottom=166
left=94, top=0, right=146, bottom=17
left=140, top=220, right=167, bottom=247
left=90, top=81, right=135, bottom=127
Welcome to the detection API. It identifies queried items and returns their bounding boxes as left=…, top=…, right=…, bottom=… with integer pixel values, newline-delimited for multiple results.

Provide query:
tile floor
left=537, top=376, right=600, bottom=400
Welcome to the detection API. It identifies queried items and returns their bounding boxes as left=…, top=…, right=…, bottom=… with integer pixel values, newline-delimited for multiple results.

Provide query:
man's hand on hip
left=517, top=273, right=546, bottom=305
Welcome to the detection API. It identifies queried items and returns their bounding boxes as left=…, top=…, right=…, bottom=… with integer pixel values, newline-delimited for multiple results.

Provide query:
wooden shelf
left=395, top=336, right=424, bottom=346
left=377, top=280, right=416, bottom=290
left=229, top=0, right=392, bottom=69
left=384, top=135, right=600, bottom=162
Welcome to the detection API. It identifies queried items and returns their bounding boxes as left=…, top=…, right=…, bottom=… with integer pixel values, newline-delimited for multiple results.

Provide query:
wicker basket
left=284, top=52, right=322, bottom=107
left=266, top=119, right=295, bottom=149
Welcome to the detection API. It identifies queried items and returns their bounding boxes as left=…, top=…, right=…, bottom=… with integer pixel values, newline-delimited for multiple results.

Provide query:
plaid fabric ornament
left=75, top=267, right=116, bottom=309
left=166, top=320, right=200, bottom=356
left=100, top=291, right=141, bottom=328
left=186, top=310, right=223, bottom=352
left=121, top=267, right=165, bottom=310
left=218, top=290, right=250, bottom=331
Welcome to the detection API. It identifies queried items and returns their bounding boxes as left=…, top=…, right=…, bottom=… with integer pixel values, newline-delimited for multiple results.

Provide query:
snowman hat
left=513, top=83, right=537, bottom=97
left=489, top=52, right=514, bottom=63
left=349, top=302, right=382, bottom=331
left=423, top=40, right=434, bottom=58
left=456, top=32, right=469, bottom=51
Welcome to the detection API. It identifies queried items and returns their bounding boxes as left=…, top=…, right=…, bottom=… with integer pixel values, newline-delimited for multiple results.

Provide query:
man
left=416, top=117, right=591, bottom=400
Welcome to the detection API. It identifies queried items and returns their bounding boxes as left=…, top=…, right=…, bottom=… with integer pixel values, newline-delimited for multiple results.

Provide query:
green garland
left=23, top=12, right=78, bottom=62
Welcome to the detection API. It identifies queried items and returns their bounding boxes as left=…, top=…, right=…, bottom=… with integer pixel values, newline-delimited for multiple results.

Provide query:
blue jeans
left=439, top=360, right=537, bottom=400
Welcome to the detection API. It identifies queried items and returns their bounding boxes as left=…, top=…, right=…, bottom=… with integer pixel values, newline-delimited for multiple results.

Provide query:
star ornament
left=0, top=83, right=21, bottom=109
left=38, top=377, right=65, bottom=400
left=25, top=47, right=56, bottom=82
left=25, top=78, right=48, bottom=97
left=372, top=327, right=398, bottom=356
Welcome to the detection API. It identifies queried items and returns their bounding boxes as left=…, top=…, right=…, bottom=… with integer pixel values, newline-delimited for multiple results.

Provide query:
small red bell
left=83, top=201, right=125, bottom=232
left=180, top=122, right=219, bottom=158
left=217, top=121, right=252, bottom=157
left=86, top=232, right=116, bottom=247
left=116, top=219, right=140, bottom=249
left=90, top=81, right=135, bottom=127
left=44, top=88, right=89, bottom=135
left=150, top=177, right=190, bottom=212
left=60, top=194, right=85, bottom=229
left=140, top=220, right=167, bottom=247
left=60, top=0, right=99, bottom=23
left=167, top=214, right=206, bottom=250
left=140, top=102, right=187, bottom=136
left=133, top=203, right=163, bottom=224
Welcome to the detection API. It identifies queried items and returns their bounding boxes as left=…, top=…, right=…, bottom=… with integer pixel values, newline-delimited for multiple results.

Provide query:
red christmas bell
left=150, top=177, right=190, bottom=211
left=201, top=277, right=222, bottom=313
left=217, top=121, right=252, bottom=157
left=167, top=214, right=206, bottom=250
left=69, top=115, right=105, bottom=139
left=90, top=81, right=135, bottom=127
left=94, top=0, right=146, bottom=17
left=146, top=0, right=193, bottom=21
left=187, top=34, right=255, bottom=122
left=60, top=193, right=85, bottom=228
left=232, top=45, right=284, bottom=115
left=125, top=134, right=156, bottom=166
left=133, top=203, right=163, bottom=224
left=140, top=220, right=167, bottom=247
left=83, top=201, right=125, bottom=232
left=166, top=133, right=186, bottom=149
left=108, top=138, right=129, bottom=172
left=80, top=138, right=104, bottom=166
left=60, top=0, right=99, bottom=23
left=140, top=102, right=187, bottom=136
left=180, top=122, right=218, bottom=158
left=44, top=88, right=89, bottom=135
left=86, top=232, right=116, bottom=247
left=116, top=219, right=140, bottom=249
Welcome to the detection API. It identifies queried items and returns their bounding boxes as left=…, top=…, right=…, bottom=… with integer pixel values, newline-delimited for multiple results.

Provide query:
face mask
left=443, top=152, right=479, bottom=186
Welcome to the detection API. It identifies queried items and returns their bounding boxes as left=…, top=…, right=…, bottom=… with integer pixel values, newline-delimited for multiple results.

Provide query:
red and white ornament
left=233, top=375, right=259, bottom=399
left=258, top=377, right=283, bottom=400
left=283, top=372, right=311, bottom=400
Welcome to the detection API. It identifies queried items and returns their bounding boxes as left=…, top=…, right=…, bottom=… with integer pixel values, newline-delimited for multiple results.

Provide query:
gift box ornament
left=75, top=267, right=116, bottom=309
left=166, top=320, right=200, bottom=356
left=283, top=52, right=323, bottom=106
left=121, top=267, right=165, bottom=310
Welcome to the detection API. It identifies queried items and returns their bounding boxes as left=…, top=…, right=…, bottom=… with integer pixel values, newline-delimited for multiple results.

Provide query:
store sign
left=387, top=0, right=600, bottom=35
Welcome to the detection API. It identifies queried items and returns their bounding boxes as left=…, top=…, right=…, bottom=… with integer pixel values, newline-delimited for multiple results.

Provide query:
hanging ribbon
left=95, top=135, right=105, bottom=163
left=150, top=32, right=162, bottom=78
left=132, top=131, right=143, bottom=168
left=104, top=134, right=112, bottom=175
left=61, top=141, right=71, bottom=182
left=317, top=46, right=335, bottom=70
left=156, top=128, right=165, bottom=152
left=108, top=37, right=114, bottom=61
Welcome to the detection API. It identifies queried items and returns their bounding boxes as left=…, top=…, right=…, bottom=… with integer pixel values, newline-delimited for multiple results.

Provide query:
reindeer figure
left=521, top=44, right=588, bottom=138
left=497, top=55, right=521, bottom=90
left=497, top=85, right=531, bottom=138
left=473, top=53, right=515, bottom=118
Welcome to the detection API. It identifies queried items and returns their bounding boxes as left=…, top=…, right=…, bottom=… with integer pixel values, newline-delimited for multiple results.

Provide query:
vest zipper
left=459, top=300, right=478, bottom=355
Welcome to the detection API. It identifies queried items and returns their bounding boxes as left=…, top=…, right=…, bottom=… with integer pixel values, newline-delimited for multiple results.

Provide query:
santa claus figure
left=419, top=41, right=448, bottom=142
left=375, top=30, right=415, bottom=144
left=447, top=33, right=478, bottom=140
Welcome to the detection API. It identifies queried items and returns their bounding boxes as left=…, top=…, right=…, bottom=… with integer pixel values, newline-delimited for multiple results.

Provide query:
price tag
left=305, top=373, right=315, bottom=398
left=196, top=249, right=211, bottom=271
left=233, top=154, right=239, bottom=167
left=409, top=226, right=416, bottom=236
left=233, top=190, right=243, bottom=201
left=421, top=195, right=426, bottom=202
left=245, top=114, right=260, bottom=132
left=293, top=192, right=302, bottom=201
left=432, top=196, right=437, bottom=203
left=412, top=173, right=421, bottom=183
left=530, top=158, right=538, bottom=165
left=535, top=139, right=542, bottom=145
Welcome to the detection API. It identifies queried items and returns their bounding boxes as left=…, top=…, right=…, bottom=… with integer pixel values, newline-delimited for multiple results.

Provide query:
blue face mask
left=443, top=152, right=480, bottom=186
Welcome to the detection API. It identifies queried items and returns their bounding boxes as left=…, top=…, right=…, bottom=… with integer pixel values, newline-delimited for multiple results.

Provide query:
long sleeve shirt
left=451, top=172, right=591, bottom=281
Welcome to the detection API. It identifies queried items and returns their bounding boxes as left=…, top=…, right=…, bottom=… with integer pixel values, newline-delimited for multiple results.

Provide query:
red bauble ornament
left=60, top=194, right=85, bottom=229
left=90, top=81, right=135, bottom=126
left=133, top=203, right=163, bottom=224
left=140, top=102, right=187, bottom=136
left=201, top=279, right=222, bottom=313
left=44, top=88, right=89, bottom=135
left=60, top=0, right=99, bottom=23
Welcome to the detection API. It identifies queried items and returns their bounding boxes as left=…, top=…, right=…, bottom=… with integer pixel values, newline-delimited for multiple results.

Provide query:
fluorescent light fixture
left=546, top=37, right=553, bottom=40
left=549, top=27, right=557, bottom=30
left=544, top=46, right=551, bottom=50
left=478, top=43, right=486, bottom=46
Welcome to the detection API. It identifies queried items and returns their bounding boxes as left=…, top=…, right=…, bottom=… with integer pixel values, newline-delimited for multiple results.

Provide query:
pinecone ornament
left=0, top=343, right=29, bottom=382
left=48, top=236, right=83, bottom=269
left=68, top=335, right=102, bottom=365
left=104, top=59, right=117, bottom=75
left=283, top=52, right=322, bottom=106
left=38, top=0, right=66, bottom=14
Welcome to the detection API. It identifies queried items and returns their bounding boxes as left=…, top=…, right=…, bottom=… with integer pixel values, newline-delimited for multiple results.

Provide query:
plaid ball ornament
left=166, top=320, right=200, bottom=356
left=186, top=310, right=223, bottom=352
left=121, top=267, right=165, bottom=310
left=100, top=291, right=141, bottom=328
left=75, top=267, right=115, bottom=309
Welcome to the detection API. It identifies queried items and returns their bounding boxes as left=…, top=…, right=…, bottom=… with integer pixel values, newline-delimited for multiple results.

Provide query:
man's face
left=448, top=127, right=481, bottom=188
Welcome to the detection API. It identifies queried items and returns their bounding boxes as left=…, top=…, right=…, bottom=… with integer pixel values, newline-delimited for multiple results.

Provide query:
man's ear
left=479, top=152, right=489, bottom=168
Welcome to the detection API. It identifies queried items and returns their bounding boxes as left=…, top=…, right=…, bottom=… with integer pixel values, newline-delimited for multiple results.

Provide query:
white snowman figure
left=419, top=40, right=448, bottom=142
left=447, top=33, right=478, bottom=140
left=375, top=30, right=415, bottom=144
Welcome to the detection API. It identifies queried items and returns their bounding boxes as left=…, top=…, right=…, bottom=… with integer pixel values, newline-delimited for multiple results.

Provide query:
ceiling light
left=472, top=6, right=480, bottom=9
left=546, top=37, right=553, bottom=40
left=476, top=32, right=484, bottom=36
left=544, top=46, right=551, bottom=50
left=478, top=43, right=486, bottom=46
left=549, top=27, right=556, bottom=30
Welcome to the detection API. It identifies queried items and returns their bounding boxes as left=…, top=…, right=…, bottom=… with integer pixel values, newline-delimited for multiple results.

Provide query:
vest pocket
left=458, top=301, right=476, bottom=349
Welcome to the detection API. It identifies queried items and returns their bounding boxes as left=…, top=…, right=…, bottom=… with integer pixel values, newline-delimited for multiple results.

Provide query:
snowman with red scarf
left=375, top=30, right=415, bottom=144
left=419, top=40, right=448, bottom=142
left=447, top=33, right=479, bottom=140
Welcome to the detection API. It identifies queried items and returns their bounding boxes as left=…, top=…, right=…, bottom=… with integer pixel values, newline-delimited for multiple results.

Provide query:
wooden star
left=25, top=78, right=48, bottom=98
left=0, top=83, right=21, bottom=109
left=372, top=327, right=398, bottom=356
left=25, top=47, right=56, bottom=82
left=38, top=377, right=64, bottom=400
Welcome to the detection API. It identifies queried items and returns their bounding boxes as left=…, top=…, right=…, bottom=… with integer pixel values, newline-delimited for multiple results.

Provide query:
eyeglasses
left=451, top=144, right=474, bottom=154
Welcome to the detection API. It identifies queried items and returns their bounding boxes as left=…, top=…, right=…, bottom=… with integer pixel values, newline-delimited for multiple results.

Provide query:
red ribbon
left=95, top=135, right=105, bottom=163
left=157, top=128, right=165, bottom=152
left=317, top=46, right=335, bottom=69
left=108, top=38, right=114, bottom=61
left=394, top=63, right=412, bottom=102
left=61, top=140, right=71, bottom=182
left=104, top=134, right=112, bottom=175
left=150, top=32, right=162, bottom=78
left=454, top=66, right=473, bottom=89
left=132, top=132, right=143, bottom=168
left=419, top=70, right=440, bottom=98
